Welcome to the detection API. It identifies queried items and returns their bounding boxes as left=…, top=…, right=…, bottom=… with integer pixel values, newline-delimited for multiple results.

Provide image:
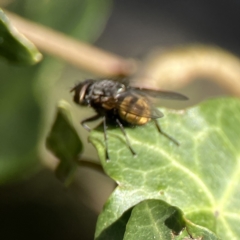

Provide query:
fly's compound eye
left=71, top=82, right=91, bottom=105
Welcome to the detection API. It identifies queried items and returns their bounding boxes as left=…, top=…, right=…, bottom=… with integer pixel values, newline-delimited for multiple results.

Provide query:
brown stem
left=134, top=45, right=240, bottom=96
left=5, top=11, right=240, bottom=95
left=77, top=158, right=105, bottom=175
left=5, top=10, right=137, bottom=77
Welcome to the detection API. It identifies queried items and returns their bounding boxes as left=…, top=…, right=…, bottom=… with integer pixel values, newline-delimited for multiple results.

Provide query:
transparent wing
left=117, top=91, right=164, bottom=119
left=129, top=87, right=188, bottom=100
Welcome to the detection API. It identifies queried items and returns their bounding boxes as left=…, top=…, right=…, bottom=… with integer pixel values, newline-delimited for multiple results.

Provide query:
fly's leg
left=154, top=120, right=179, bottom=146
left=81, top=114, right=109, bottom=161
left=103, top=116, right=110, bottom=161
left=116, top=118, right=137, bottom=156
left=81, top=114, right=101, bottom=131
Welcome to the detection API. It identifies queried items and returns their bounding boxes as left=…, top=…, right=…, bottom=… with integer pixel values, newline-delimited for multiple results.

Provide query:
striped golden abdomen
left=118, top=96, right=151, bottom=125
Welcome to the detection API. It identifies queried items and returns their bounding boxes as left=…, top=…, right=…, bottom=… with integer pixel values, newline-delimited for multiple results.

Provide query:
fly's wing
left=129, top=87, right=188, bottom=100
left=117, top=91, right=164, bottom=119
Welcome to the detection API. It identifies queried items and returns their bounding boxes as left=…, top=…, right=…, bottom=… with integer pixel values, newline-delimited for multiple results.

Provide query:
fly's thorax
left=118, top=95, right=151, bottom=125
left=71, top=79, right=127, bottom=108
left=87, top=79, right=126, bottom=107
left=90, top=79, right=126, bottom=97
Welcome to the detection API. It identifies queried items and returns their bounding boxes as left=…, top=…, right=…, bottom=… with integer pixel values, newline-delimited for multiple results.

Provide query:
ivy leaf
left=124, top=200, right=185, bottom=240
left=89, top=97, right=240, bottom=239
left=0, top=63, right=42, bottom=184
left=0, top=0, right=112, bottom=184
left=0, top=9, right=42, bottom=64
left=46, top=100, right=83, bottom=186
left=124, top=199, right=219, bottom=240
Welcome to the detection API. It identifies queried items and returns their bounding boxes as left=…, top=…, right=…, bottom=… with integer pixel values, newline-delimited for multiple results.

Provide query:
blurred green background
left=0, top=0, right=240, bottom=239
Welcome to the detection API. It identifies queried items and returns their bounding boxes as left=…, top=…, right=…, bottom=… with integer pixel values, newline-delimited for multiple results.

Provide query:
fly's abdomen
left=118, top=96, right=151, bottom=125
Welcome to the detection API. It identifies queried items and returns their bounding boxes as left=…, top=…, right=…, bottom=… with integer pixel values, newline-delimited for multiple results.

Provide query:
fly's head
left=70, top=79, right=94, bottom=106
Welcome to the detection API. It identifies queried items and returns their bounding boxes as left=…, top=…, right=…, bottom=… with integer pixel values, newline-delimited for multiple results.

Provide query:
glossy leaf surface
left=0, top=9, right=42, bottom=64
left=90, top=98, right=240, bottom=240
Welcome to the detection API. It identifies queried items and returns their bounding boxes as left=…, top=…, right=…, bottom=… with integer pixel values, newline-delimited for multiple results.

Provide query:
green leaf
left=46, top=100, right=83, bottom=186
left=0, top=63, right=42, bottom=184
left=0, top=9, right=42, bottom=64
left=124, top=199, right=219, bottom=240
left=90, top=97, right=240, bottom=239
left=124, top=200, right=185, bottom=240
left=95, top=207, right=133, bottom=240
left=0, top=0, right=112, bottom=184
